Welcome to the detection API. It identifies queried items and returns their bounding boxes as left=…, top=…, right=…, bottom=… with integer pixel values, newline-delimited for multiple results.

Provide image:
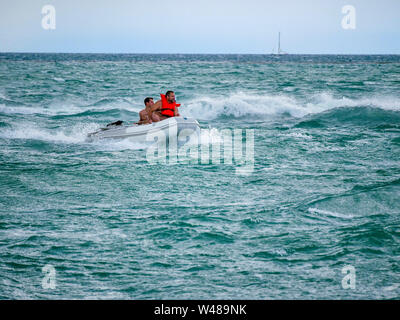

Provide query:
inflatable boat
left=86, top=116, right=200, bottom=143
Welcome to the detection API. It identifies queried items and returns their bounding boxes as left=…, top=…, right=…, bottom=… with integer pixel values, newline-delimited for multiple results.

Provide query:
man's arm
left=137, top=110, right=151, bottom=125
left=147, top=100, right=162, bottom=119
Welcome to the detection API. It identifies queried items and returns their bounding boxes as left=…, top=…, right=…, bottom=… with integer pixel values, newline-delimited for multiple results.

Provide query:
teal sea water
left=0, top=53, right=399, bottom=299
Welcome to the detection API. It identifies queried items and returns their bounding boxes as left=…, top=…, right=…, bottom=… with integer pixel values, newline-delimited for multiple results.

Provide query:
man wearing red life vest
left=148, top=90, right=181, bottom=122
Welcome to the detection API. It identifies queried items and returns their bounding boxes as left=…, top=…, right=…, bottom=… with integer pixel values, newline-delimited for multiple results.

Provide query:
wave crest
left=182, top=92, right=400, bottom=120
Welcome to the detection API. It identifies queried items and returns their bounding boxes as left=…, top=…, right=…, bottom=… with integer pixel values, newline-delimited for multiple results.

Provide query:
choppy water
left=0, top=53, right=399, bottom=299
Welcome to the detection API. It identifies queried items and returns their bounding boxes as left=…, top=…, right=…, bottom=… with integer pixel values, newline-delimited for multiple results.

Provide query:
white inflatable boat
left=86, top=116, right=200, bottom=143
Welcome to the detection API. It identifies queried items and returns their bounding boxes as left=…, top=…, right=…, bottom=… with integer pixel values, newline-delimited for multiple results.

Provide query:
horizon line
left=1, top=51, right=400, bottom=56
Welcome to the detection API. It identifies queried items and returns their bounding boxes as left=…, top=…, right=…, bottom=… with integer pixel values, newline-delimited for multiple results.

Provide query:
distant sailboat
left=272, top=32, right=288, bottom=55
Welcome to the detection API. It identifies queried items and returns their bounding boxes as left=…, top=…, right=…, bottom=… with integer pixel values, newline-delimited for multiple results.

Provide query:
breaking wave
left=182, top=92, right=400, bottom=120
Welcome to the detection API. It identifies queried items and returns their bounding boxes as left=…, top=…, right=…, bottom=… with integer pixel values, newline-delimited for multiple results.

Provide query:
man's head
left=144, top=97, right=154, bottom=107
left=165, top=91, right=175, bottom=103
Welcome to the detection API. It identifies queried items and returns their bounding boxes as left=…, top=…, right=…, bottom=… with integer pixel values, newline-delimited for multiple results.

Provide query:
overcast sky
left=0, top=0, right=399, bottom=54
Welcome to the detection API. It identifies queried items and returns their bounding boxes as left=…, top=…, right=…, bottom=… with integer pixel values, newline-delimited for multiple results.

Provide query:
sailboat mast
left=278, top=32, right=281, bottom=54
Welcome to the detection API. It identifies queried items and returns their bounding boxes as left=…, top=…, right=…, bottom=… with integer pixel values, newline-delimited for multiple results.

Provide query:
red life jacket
left=160, top=94, right=180, bottom=117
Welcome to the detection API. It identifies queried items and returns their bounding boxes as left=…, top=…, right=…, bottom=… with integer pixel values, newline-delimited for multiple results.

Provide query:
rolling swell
left=295, top=106, right=400, bottom=128
left=50, top=108, right=138, bottom=119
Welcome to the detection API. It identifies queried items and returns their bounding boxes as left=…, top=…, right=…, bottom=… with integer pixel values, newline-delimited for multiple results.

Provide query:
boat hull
left=86, top=117, right=200, bottom=143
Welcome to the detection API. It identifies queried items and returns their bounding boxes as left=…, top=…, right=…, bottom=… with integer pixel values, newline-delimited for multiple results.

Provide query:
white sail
left=272, top=32, right=287, bottom=55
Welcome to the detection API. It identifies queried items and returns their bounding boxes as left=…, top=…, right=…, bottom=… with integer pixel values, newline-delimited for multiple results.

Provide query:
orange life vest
left=160, top=94, right=180, bottom=117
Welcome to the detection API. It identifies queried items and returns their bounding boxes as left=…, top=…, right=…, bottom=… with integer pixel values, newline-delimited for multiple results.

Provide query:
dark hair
left=165, top=91, right=174, bottom=97
left=144, top=97, right=153, bottom=105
